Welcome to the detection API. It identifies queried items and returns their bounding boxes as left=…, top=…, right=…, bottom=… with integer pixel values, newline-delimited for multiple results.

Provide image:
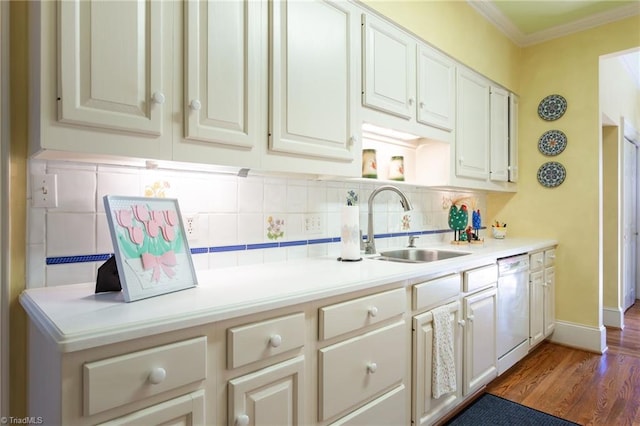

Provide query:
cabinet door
left=228, top=356, right=304, bottom=426
left=184, top=0, right=264, bottom=150
left=270, top=0, right=359, bottom=161
left=362, top=14, right=416, bottom=119
left=97, top=390, right=205, bottom=426
left=508, top=93, right=519, bottom=182
left=456, top=68, right=490, bottom=180
left=489, top=87, right=509, bottom=182
left=416, top=45, right=455, bottom=131
left=58, top=0, right=166, bottom=136
left=463, top=287, right=497, bottom=396
left=529, top=270, right=545, bottom=347
left=413, top=301, right=462, bottom=426
left=544, top=266, right=556, bottom=337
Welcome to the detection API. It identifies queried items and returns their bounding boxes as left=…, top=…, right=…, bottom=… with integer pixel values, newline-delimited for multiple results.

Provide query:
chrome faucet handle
left=408, top=235, right=419, bottom=248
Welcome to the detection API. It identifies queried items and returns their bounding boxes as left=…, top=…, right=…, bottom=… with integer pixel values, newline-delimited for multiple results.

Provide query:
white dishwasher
left=496, top=254, right=530, bottom=375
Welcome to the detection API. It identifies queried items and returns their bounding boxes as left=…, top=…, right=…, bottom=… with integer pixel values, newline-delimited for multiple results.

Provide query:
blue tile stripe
left=45, top=227, right=485, bottom=265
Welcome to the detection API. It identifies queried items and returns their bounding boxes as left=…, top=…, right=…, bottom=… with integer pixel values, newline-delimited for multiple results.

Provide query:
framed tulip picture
left=103, top=195, right=197, bottom=302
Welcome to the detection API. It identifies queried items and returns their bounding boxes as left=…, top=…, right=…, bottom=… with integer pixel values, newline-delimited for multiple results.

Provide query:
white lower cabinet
left=462, top=286, right=497, bottom=396
left=319, top=321, right=406, bottom=422
left=412, top=300, right=462, bottom=426
left=329, top=385, right=407, bottom=426
left=544, top=266, right=556, bottom=337
left=529, top=248, right=556, bottom=347
left=228, top=356, right=305, bottom=426
left=97, top=390, right=205, bottom=426
left=25, top=250, right=558, bottom=426
left=529, top=269, right=545, bottom=347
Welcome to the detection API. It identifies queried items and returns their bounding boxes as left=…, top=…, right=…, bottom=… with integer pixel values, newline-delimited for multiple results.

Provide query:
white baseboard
left=549, top=320, right=607, bottom=354
left=603, top=306, right=624, bottom=329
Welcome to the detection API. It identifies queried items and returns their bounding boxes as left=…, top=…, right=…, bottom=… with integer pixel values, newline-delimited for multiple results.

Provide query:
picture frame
left=103, top=195, right=198, bottom=302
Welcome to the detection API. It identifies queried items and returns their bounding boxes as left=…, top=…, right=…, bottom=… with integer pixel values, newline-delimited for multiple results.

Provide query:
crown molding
left=468, top=0, right=640, bottom=47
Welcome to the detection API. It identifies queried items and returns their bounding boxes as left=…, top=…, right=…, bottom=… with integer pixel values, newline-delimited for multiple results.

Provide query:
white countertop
left=20, top=238, right=556, bottom=353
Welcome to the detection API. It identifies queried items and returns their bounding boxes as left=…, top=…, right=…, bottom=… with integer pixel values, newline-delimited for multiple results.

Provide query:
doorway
left=623, top=129, right=639, bottom=311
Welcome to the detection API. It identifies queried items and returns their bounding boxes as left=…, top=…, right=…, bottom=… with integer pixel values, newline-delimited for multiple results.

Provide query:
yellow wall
left=488, top=16, right=640, bottom=327
left=9, top=1, right=28, bottom=418
left=361, top=0, right=522, bottom=92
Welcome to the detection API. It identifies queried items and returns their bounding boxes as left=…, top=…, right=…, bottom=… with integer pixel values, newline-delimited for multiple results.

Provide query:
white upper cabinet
left=456, top=68, right=490, bottom=180
left=489, top=86, right=509, bottom=182
left=31, top=0, right=173, bottom=160
left=362, top=13, right=416, bottom=120
left=176, top=0, right=265, bottom=168
left=509, top=93, right=519, bottom=183
left=417, top=45, right=456, bottom=131
left=58, top=0, right=164, bottom=136
left=269, top=0, right=360, bottom=163
left=183, top=0, right=264, bottom=150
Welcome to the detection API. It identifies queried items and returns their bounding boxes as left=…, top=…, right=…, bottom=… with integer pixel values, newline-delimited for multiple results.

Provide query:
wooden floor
left=486, top=302, right=640, bottom=425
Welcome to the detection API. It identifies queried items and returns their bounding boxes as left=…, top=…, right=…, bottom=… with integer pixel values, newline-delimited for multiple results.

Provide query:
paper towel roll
left=340, top=206, right=361, bottom=260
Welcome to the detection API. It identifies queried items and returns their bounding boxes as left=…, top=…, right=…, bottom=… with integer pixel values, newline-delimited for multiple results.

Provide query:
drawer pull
left=269, top=334, right=283, bottom=348
left=368, top=306, right=379, bottom=317
left=366, top=362, right=378, bottom=374
left=147, top=367, right=166, bottom=385
left=235, top=414, right=250, bottom=426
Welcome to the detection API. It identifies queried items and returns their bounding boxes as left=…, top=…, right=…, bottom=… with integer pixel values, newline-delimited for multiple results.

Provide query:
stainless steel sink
left=372, top=249, right=470, bottom=263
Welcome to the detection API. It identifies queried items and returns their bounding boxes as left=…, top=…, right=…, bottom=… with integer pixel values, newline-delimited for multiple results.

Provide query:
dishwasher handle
left=498, top=257, right=529, bottom=275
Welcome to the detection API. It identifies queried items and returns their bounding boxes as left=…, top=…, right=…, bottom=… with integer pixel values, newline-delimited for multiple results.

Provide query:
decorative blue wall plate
left=537, top=162, right=566, bottom=188
left=538, top=94, right=567, bottom=121
left=538, top=130, right=567, bottom=156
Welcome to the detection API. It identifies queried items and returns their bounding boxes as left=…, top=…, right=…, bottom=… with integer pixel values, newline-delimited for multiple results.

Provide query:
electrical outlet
left=304, top=214, right=323, bottom=235
left=31, top=174, right=58, bottom=208
left=184, top=215, right=199, bottom=241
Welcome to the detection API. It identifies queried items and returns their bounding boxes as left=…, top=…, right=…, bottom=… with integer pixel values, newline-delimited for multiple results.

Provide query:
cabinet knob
left=537, top=259, right=544, bottom=264
left=408, top=97, right=414, bottom=106
left=458, top=157, right=464, bottom=164
left=367, top=362, right=378, bottom=374
left=190, top=99, right=202, bottom=111
left=419, top=101, right=425, bottom=109
left=148, top=367, right=166, bottom=385
left=548, top=254, right=556, bottom=259
left=235, top=414, right=250, bottom=426
left=151, top=91, right=166, bottom=105
left=269, top=334, right=282, bottom=348
left=349, top=136, right=357, bottom=147
left=368, top=306, right=379, bottom=317
left=458, top=319, right=466, bottom=327
left=467, top=315, right=475, bottom=322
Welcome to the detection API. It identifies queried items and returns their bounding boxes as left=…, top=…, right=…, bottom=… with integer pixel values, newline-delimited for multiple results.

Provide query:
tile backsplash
left=27, top=159, right=487, bottom=287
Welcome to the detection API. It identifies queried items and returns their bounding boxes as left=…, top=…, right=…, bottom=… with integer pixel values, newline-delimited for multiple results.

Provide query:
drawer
left=329, top=385, right=407, bottom=426
left=530, top=251, right=544, bottom=271
left=83, top=336, right=207, bottom=416
left=319, top=288, right=405, bottom=340
left=413, top=274, right=460, bottom=311
left=544, top=248, right=556, bottom=267
left=319, top=321, right=406, bottom=421
left=463, top=264, right=497, bottom=293
left=227, top=312, right=305, bottom=369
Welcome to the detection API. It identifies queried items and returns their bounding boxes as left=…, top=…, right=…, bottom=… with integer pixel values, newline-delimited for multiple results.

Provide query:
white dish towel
left=432, top=305, right=457, bottom=399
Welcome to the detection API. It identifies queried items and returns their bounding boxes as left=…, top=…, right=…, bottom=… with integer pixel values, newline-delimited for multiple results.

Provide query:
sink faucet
left=363, top=185, right=413, bottom=255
